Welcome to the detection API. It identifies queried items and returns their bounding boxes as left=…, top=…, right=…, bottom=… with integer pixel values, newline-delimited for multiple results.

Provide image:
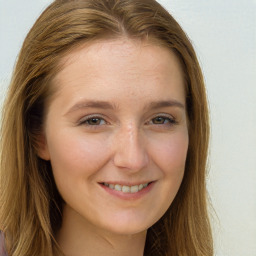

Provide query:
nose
left=112, top=124, right=149, bottom=172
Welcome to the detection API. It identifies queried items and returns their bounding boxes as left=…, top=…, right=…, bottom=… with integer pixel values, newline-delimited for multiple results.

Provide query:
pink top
left=0, top=232, right=7, bottom=256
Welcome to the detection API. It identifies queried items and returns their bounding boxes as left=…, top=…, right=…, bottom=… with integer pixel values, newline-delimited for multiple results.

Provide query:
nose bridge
left=113, top=123, right=149, bottom=171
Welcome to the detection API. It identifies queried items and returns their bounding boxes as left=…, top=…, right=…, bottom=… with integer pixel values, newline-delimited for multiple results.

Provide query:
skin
left=38, top=38, right=189, bottom=256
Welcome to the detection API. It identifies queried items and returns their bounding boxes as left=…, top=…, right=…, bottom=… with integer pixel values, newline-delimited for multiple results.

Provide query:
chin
left=103, top=223, right=148, bottom=236
left=96, top=211, right=159, bottom=236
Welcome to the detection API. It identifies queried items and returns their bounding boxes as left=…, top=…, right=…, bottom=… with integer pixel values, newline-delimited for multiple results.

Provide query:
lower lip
left=99, top=182, right=155, bottom=200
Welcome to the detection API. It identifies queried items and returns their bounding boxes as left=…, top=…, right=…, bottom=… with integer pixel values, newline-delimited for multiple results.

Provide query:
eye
left=152, top=116, right=170, bottom=124
left=79, top=115, right=107, bottom=126
left=148, top=115, right=177, bottom=126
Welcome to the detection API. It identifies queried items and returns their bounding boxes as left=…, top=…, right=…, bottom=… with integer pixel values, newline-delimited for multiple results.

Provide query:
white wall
left=1, top=1, right=255, bottom=255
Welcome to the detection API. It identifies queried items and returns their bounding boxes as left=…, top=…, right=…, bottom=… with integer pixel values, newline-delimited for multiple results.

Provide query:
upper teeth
left=103, top=183, right=149, bottom=193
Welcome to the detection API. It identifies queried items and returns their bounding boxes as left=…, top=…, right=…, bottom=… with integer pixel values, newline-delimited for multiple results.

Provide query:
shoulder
left=0, top=232, right=7, bottom=256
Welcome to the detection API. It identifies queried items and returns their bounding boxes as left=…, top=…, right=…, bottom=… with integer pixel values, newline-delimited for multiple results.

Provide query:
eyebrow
left=65, top=100, right=117, bottom=115
left=145, top=100, right=185, bottom=111
left=65, top=99, right=185, bottom=115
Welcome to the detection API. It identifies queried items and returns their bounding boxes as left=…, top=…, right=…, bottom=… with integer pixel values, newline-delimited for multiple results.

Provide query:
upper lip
left=98, top=181, right=155, bottom=186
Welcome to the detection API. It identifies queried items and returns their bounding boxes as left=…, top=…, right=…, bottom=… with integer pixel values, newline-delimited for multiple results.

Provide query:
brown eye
left=152, top=116, right=175, bottom=125
left=152, top=117, right=167, bottom=124
left=87, top=118, right=102, bottom=125
left=79, top=117, right=107, bottom=126
left=148, top=115, right=177, bottom=127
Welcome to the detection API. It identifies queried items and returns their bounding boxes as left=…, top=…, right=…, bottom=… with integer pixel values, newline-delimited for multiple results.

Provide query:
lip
left=98, top=181, right=155, bottom=200
left=99, top=181, right=153, bottom=186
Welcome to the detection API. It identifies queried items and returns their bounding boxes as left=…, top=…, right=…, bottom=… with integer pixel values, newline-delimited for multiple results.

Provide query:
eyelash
left=78, top=114, right=108, bottom=126
left=78, top=114, right=177, bottom=128
left=147, top=115, right=177, bottom=126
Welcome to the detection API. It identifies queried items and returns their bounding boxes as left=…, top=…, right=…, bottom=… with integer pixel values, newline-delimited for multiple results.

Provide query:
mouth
left=100, top=182, right=152, bottom=194
left=98, top=181, right=155, bottom=200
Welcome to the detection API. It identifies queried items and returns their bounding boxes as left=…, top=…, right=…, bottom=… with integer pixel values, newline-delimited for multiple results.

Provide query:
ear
left=36, top=133, right=51, bottom=161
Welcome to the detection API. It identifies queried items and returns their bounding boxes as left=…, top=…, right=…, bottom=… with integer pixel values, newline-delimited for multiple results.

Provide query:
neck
left=56, top=206, right=147, bottom=256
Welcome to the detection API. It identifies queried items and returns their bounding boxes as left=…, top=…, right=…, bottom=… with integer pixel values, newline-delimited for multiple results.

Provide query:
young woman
left=0, top=0, right=213, bottom=255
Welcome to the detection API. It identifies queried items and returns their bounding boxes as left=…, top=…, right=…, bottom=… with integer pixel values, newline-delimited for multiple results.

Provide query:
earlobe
left=36, top=134, right=51, bottom=161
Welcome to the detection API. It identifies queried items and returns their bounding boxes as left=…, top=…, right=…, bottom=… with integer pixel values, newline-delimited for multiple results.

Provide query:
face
left=39, top=38, right=189, bottom=236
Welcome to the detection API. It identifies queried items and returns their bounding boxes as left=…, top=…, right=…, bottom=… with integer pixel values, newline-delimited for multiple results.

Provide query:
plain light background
left=0, top=0, right=255, bottom=255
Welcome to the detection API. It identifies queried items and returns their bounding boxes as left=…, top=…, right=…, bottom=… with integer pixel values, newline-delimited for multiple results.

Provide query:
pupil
left=154, top=117, right=164, bottom=124
left=89, top=118, right=100, bottom=125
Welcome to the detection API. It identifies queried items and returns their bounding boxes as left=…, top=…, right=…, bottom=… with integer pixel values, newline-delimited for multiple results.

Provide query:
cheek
left=46, top=131, right=110, bottom=180
left=150, top=131, right=189, bottom=175
left=146, top=131, right=188, bottom=219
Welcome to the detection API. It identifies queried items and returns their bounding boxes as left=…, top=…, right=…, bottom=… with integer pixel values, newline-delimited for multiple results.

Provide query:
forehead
left=50, top=38, right=185, bottom=106
left=54, top=38, right=183, bottom=78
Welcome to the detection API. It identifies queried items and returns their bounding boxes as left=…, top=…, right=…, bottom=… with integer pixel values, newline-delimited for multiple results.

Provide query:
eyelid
left=150, top=113, right=175, bottom=120
left=78, top=114, right=108, bottom=125
left=146, top=113, right=177, bottom=126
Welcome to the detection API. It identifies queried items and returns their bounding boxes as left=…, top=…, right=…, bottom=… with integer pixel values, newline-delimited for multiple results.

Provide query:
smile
left=103, top=183, right=149, bottom=193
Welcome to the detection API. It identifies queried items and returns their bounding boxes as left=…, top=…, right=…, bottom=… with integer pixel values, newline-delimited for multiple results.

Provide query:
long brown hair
left=0, top=0, right=213, bottom=255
